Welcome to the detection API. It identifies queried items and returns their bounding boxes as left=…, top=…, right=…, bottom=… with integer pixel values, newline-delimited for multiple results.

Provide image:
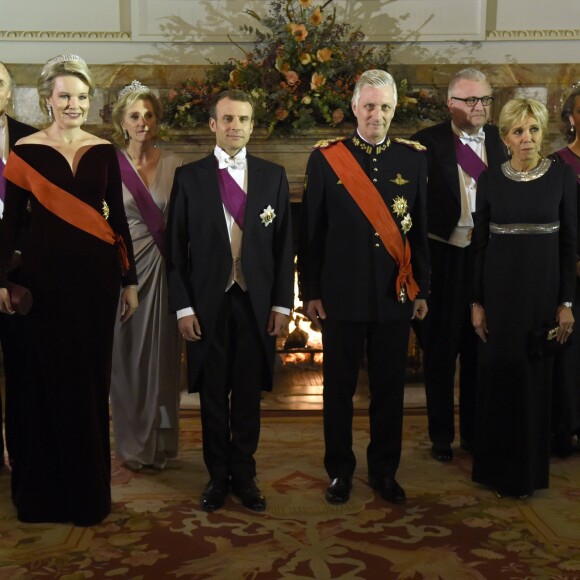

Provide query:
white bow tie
left=460, top=132, right=485, bottom=144
left=218, top=156, right=246, bottom=170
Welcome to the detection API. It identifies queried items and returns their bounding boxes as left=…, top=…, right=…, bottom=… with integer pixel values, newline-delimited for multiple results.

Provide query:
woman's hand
left=0, top=287, right=14, bottom=315
left=120, top=285, right=138, bottom=323
left=556, top=304, right=574, bottom=344
left=471, top=303, right=488, bottom=343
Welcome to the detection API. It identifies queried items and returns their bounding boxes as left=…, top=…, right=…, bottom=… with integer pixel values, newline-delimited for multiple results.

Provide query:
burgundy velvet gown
left=0, top=143, right=137, bottom=526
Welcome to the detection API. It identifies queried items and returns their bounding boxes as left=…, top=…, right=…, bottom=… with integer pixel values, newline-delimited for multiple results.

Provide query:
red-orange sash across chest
left=320, top=141, right=419, bottom=302
left=4, top=151, right=129, bottom=271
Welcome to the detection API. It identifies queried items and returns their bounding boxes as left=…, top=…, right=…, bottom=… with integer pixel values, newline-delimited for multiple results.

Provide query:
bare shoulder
left=15, top=130, right=49, bottom=146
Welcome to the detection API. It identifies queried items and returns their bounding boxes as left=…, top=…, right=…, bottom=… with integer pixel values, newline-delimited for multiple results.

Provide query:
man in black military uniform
left=298, top=69, right=430, bottom=505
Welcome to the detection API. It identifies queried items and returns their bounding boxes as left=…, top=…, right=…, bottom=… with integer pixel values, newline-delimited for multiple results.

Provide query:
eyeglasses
left=450, top=96, right=494, bottom=107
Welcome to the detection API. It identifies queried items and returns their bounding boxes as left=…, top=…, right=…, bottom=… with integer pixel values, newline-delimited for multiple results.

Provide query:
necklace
left=501, top=158, right=551, bottom=182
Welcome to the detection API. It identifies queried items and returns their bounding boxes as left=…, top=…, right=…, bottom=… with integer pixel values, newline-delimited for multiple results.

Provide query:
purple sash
left=217, top=167, right=246, bottom=229
left=0, top=158, right=5, bottom=202
left=555, top=147, right=580, bottom=183
left=454, top=134, right=487, bottom=182
left=116, top=150, right=166, bottom=255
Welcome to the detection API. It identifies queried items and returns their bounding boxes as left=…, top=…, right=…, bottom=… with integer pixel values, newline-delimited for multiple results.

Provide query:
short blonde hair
left=112, top=86, right=162, bottom=147
left=498, top=98, right=548, bottom=138
left=37, top=55, right=94, bottom=115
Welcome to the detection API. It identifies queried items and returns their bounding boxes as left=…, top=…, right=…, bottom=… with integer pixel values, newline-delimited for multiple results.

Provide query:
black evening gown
left=471, top=160, right=577, bottom=495
left=0, top=144, right=137, bottom=526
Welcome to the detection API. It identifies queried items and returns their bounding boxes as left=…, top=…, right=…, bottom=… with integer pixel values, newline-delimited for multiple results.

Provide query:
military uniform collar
left=351, top=131, right=390, bottom=155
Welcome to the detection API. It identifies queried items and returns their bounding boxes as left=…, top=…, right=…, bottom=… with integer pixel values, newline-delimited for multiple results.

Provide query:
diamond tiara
left=118, top=80, right=151, bottom=99
left=41, top=54, right=86, bottom=77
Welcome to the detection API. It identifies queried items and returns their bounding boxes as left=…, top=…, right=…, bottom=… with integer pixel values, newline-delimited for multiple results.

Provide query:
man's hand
left=412, top=299, right=428, bottom=320
left=267, top=311, right=290, bottom=337
left=303, top=299, right=326, bottom=325
left=471, top=303, right=488, bottom=343
left=179, top=314, right=202, bottom=341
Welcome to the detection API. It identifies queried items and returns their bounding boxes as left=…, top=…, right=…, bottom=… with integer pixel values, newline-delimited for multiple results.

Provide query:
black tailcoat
left=411, top=121, right=507, bottom=240
left=166, top=152, right=294, bottom=393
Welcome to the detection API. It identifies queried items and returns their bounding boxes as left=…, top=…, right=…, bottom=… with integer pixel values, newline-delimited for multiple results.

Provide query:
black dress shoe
left=232, top=478, right=266, bottom=512
left=325, top=477, right=351, bottom=504
left=495, top=489, right=531, bottom=500
left=431, top=445, right=453, bottom=462
left=369, top=476, right=406, bottom=504
left=201, top=479, right=229, bottom=512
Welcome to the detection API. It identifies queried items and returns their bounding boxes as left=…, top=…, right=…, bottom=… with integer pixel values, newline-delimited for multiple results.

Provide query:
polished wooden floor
left=181, top=362, right=428, bottom=412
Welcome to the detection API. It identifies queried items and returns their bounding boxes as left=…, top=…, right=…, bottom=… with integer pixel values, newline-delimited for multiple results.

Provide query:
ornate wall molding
left=0, top=30, right=131, bottom=41
left=487, top=29, right=580, bottom=40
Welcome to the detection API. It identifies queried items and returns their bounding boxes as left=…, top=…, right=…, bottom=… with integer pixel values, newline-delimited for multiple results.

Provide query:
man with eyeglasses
left=411, top=68, right=507, bottom=463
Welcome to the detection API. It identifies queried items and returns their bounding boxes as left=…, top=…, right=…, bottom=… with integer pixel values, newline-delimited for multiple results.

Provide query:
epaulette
left=312, top=136, right=347, bottom=149
left=393, top=137, right=426, bottom=152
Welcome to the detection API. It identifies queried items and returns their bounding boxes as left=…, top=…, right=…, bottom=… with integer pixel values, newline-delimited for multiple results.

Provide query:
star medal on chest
left=391, top=196, right=413, bottom=233
left=102, top=199, right=110, bottom=220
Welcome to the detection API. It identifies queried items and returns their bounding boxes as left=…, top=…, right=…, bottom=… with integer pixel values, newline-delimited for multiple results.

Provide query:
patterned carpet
left=1, top=411, right=579, bottom=579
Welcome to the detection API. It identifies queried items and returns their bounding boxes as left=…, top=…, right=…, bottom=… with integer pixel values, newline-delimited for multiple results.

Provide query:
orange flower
left=285, top=71, right=300, bottom=86
left=299, top=0, right=312, bottom=7
left=310, top=71, right=327, bottom=91
left=309, top=6, right=322, bottom=26
left=276, top=58, right=290, bottom=73
left=275, top=108, right=289, bottom=120
left=316, top=48, right=332, bottom=63
left=289, top=23, right=308, bottom=42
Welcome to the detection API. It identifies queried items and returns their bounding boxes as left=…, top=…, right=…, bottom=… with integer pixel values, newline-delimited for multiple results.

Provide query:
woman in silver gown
left=110, top=80, right=183, bottom=471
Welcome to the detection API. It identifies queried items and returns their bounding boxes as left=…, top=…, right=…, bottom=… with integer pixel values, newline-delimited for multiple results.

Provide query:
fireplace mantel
left=155, top=124, right=424, bottom=201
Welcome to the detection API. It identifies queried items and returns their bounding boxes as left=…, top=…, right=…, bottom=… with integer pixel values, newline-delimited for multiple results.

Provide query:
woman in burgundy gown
left=0, top=54, right=137, bottom=526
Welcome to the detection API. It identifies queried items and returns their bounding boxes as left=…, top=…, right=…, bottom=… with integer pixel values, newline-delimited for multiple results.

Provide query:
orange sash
left=4, top=151, right=129, bottom=271
left=320, top=141, right=419, bottom=302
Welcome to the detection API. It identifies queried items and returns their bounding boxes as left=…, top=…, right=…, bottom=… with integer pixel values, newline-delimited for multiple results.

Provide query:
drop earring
left=123, top=129, right=129, bottom=140
left=47, top=103, right=53, bottom=122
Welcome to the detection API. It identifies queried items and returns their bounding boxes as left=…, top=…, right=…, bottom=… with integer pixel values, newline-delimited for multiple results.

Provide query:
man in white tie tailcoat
left=166, top=90, right=294, bottom=513
left=411, top=69, right=508, bottom=462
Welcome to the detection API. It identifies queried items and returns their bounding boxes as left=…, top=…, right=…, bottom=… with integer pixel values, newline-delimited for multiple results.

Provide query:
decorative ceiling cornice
left=0, top=30, right=131, bottom=41
left=487, top=29, right=580, bottom=41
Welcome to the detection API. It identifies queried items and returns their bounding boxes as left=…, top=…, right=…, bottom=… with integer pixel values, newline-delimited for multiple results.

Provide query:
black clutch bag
left=5, top=282, right=33, bottom=315
left=527, top=322, right=572, bottom=359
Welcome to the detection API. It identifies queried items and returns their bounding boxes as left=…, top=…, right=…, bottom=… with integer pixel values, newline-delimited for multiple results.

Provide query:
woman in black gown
left=0, top=54, right=138, bottom=526
left=550, top=86, right=580, bottom=457
left=470, top=98, right=576, bottom=498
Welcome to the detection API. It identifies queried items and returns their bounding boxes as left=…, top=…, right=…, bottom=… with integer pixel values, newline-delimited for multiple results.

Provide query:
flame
left=279, top=262, right=323, bottom=366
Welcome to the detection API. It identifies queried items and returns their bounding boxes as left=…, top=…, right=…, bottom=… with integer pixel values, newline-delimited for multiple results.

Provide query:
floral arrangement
left=164, top=0, right=446, bottom=135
